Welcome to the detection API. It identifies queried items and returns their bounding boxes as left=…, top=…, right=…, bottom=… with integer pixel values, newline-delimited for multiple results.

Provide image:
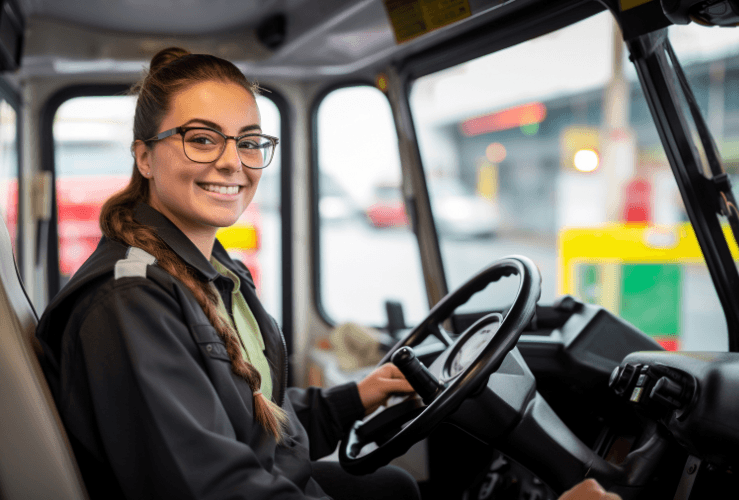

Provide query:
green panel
left=620, top=264, right=681, bottom=336
left=577, top=263, right=600, bottom=305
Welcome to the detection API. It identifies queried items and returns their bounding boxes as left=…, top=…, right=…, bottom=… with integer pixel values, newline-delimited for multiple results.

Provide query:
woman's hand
left=356, top=363, right=415, bottom=415
left=558, top=479, right=621, bottom=500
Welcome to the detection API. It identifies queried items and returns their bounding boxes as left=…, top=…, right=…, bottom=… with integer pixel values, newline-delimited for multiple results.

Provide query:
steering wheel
left=340, top=255, right=673, bottom=499
left=339, top=255, right=541, bottom=475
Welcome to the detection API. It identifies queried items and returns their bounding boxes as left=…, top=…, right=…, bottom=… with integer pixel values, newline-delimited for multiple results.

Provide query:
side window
left=0, top=98, right=18, bottom=260
left=52, top=93, right=284, bottom=321
left=316, top=86, right=427, bottom=326
left=409, top=12, right=727, bottom=351
left=54, top=95, right=135, bottom=284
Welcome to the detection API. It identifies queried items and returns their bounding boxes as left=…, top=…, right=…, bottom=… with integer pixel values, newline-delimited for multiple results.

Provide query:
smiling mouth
left=198, top=183, right=243, bottom=195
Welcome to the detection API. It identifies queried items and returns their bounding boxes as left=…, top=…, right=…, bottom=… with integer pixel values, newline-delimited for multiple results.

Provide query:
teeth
left=201, top=184, right=240, bottom=195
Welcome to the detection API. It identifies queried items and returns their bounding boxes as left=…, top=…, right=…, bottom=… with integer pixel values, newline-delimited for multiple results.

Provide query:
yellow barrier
left=216, top=223, right=259, bottom=251
left=558, top=222, right=739, bottom=298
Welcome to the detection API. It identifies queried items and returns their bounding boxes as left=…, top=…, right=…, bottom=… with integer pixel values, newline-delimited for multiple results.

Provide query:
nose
left=216, top=138, right=242, bottom=172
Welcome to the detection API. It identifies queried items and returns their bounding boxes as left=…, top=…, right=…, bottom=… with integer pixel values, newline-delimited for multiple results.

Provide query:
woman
left=35, top=47, right=418, bottom=500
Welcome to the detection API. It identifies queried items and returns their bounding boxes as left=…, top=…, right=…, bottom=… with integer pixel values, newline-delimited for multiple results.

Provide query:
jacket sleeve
left=73, top=277, right=323, bottom=500
left=286, top=383, right=365, bottom=460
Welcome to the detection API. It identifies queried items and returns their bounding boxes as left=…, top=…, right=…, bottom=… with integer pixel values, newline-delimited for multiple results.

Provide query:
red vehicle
left=57, top=176, right=129, bottom=277
left=365, top=184, right=408, bottom=228
left=0, top=179, right=17, bottom=253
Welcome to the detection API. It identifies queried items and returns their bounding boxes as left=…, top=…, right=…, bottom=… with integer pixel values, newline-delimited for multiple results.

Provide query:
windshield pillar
left=383, top=66, right=449, bottom=309
left=627, top=29, right=739, bottom=351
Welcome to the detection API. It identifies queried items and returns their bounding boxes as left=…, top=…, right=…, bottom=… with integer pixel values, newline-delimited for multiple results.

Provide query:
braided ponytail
left=100, top=47, right=287, bottom=442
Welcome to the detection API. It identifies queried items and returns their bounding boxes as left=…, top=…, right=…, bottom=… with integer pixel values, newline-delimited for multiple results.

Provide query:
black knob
left=610, top=363, right=637, bottom=396
left=391, top=347, right=443, bottom=405
left=650, top=376, right=686, bottom=409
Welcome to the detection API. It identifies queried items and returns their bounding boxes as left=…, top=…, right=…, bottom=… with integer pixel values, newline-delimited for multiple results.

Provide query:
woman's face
left=135, top=80, right=262, bottom=241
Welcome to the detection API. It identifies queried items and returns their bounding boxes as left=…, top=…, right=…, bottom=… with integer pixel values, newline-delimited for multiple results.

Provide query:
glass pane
left=317, top=86, right=427, bottom=326
left=54, top=96, right=135, bottom=286
left=247, top=97, right=282, bottom=321
left=0, top=99, right=18, bottom=260
left=410, top=12, right=727, bottom=351
left=53, top=94, right=283, bottom=322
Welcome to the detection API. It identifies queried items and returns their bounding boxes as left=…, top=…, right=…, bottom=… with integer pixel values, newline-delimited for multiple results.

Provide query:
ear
left=133, top=140, right=152, bottom=178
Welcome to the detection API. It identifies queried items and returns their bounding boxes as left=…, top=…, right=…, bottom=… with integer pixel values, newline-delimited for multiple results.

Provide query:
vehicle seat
left=0, top=215, right=88, bottom=499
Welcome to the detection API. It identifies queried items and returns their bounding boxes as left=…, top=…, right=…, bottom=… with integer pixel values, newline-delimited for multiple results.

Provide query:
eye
left=238, top=138, right=261, bottom=150
left=184, top=129, right=221, bottom=148
left=189, top=134, right=217, bottom=145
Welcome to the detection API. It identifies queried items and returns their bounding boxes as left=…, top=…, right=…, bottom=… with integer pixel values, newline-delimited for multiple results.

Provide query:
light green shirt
left=210, top=258, right=273, bottom=401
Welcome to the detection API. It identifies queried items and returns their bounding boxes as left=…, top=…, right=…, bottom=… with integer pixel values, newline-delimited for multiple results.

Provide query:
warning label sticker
left=384, top=0, right=472, bottom=44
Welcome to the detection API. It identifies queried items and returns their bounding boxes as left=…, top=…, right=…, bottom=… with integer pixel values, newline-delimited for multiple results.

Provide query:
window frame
left=308, top=4, right=608, bottom=331
left=311, top=80, right=372, bottom=326
left=311, top=80, right=435, bottom=328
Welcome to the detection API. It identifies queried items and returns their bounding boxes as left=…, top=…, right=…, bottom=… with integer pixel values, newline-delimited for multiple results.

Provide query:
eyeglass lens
left=182, top=129, right=275, bottom=168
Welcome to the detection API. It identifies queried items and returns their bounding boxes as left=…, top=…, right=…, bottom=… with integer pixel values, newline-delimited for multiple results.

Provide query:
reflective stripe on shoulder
left=114, top=247, right=157, bottom=280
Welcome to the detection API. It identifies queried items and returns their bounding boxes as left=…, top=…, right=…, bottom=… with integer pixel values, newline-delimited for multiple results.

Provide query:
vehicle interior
left=1, top=0, right=739, bottom=499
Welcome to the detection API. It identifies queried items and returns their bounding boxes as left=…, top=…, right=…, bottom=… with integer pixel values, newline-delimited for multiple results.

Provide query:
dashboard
left=610, top=350, right=739, bottom=497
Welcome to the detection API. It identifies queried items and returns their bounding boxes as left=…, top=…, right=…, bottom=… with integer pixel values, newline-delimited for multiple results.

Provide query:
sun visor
left=0, top=0, right=24, bottom=72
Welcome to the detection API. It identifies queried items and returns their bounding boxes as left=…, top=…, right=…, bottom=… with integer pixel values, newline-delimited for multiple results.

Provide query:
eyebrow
left=181, top=118, right=262, bottom=134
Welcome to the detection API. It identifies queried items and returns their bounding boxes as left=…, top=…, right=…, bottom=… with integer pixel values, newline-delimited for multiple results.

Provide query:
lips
left=198, top=183, right=243, bottom=195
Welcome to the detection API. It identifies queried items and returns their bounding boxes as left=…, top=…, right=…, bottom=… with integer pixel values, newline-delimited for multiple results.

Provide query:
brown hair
left=100, top=47, right=287, bottom=442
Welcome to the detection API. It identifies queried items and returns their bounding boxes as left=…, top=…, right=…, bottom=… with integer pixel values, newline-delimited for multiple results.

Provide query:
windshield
left=409, top=11, right=731, bottom=352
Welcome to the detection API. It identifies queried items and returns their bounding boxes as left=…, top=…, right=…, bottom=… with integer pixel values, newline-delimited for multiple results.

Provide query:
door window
left=316, top=86, right=427, bottom=326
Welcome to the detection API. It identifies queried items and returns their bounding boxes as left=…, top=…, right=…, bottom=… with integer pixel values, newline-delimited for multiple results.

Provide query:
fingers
left=379, top=362, right=405, bottom=378
left=379, top=377, right=414, bottom=393
left=377, top=363, right=414, bottom=392
left=558, top=479, right=622, bottom=500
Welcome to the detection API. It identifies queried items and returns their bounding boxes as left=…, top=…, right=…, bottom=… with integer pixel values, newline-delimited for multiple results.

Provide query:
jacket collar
left=133, top=202, right=220, bottom=282
left=132, top=202, right=284, bottom=402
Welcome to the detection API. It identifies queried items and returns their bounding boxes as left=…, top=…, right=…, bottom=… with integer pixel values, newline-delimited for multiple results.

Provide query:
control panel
left=609, top=362, right=698, bottom=420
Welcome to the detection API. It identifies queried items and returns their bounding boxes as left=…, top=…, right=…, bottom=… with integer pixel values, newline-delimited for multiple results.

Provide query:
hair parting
left=101, top=47, right=287, bottom=442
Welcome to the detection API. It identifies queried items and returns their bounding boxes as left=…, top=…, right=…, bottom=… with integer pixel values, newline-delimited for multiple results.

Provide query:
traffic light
left=560, top=126, right=600, bottom=172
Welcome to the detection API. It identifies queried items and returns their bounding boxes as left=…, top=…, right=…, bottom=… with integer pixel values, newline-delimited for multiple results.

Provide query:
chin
left=207, top=215, right=242, bottom=229
left=202, top=206, right=247, bottom=228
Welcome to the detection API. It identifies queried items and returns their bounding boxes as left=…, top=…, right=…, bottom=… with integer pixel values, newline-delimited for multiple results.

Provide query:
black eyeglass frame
left=145, top=126, right=279, bottom=170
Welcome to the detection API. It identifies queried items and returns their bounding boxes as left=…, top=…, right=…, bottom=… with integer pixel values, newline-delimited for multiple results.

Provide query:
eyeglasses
left=145, top=126, right=279, bottom=169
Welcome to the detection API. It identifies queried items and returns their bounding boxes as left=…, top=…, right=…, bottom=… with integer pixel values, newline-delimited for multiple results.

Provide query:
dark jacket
left=35, top=202, right=365, bottom=500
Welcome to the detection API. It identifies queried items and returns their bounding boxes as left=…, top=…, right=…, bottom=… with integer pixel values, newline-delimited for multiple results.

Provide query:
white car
left=428, top=179, right=500, bottom=239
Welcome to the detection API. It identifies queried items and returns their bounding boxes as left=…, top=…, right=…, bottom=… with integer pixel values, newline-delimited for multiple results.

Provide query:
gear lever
left=391, top=346, right=444, bottom=405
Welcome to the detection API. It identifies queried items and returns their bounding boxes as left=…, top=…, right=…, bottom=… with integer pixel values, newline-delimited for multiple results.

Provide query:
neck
left=146, top=199, right=217, bottom=260
left=185, top=229, right=217, bottom=260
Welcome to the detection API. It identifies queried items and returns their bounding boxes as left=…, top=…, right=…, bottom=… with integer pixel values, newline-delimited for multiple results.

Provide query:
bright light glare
left=485, top=142, right=507, bottom=163
left=574, top=149, right=599, bottom=172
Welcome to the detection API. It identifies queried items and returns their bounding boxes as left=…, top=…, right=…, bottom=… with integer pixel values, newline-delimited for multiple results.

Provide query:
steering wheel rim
left=339, top=255, right=541, bottom=474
